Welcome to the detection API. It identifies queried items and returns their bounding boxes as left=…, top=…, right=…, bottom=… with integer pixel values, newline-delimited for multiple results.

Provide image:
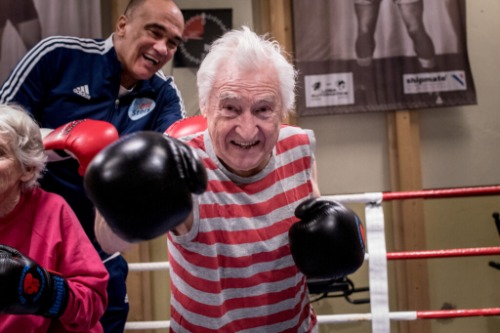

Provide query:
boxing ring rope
left=125, top=308, right=500, bottom=330
left=128, top=246, right=500, bottom=272
left=124, top=185, right=500, bottom=332
left=321, top=184, right=500, bottom=204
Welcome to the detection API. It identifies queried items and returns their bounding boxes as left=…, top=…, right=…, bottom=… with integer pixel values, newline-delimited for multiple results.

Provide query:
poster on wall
left=174, top=9, right=232, bottom=68
left=0, top=0, right=101, bottom=83
left=293, top=0, right=477, bottom=116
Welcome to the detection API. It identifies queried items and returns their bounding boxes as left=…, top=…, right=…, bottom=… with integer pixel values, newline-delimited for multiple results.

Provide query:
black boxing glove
left=84, top=131, right=207, bottom=242
left=289, top=198, right=366, bottom=279
left=0, top=245, right=69, bottom=317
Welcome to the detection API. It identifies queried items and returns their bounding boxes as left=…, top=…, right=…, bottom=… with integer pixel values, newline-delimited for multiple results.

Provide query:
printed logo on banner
left=403, top=70, right=467, bottom=94
left=304, top=73, right=354, bottom=108
left=128, top=98, right=156, bottom=120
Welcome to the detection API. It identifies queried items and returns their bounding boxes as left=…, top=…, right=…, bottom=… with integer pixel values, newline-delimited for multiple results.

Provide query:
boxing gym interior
left=116, top=2, right=498, bottom=332
left=1, top=1, right=498, bottom=333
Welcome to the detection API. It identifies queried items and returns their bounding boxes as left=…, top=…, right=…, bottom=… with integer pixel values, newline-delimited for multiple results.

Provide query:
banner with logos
left=293, top=0, right=476, bottom=115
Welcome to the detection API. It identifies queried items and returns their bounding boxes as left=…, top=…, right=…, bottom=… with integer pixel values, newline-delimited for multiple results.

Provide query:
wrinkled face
left=0, top=135, right=31, bottom=208
left=203, top=63, right=284, bottom=177
left=115, top=0, right=184, bottom=88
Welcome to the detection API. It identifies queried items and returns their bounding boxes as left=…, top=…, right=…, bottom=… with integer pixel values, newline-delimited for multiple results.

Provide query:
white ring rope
left=365, top=203, right=390, bottom=333
left=323, top=192, right=383, bottom=204
left=128, top=261, right=170, bottom=271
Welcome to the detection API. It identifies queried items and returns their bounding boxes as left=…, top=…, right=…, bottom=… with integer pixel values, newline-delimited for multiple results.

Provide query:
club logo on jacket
left=129, top=98, right=156, bottom=120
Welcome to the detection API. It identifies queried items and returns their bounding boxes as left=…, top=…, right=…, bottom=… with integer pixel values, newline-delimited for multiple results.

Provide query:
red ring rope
left=382, top=185, right=500, bottom=201
left=416, top=308, right=500, bottom=319
left=386, top=246, right=500, bottom=260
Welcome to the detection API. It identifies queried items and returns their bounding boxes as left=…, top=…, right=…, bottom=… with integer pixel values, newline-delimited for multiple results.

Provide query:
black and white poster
left=293, top=0, right=476, bottom=115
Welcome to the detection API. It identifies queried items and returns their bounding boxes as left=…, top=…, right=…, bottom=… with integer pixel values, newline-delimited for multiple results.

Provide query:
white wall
left=419, top=1, right=500, bottom=189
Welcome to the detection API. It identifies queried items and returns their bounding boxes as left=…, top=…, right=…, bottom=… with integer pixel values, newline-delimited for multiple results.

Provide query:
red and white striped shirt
left=168, top=125, right=317, bottom=332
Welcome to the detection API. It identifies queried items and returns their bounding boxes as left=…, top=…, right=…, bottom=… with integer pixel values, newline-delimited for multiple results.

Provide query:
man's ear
left=115, top=15, right=128, bottom=36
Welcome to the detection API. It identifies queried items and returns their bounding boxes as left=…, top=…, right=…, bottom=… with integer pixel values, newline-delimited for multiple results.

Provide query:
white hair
left=0, top=104, right=47, bottom=190
left=197, top=26, right=298, bottom=114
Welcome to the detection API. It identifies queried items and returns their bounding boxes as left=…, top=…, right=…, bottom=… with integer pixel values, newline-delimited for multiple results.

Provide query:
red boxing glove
left=43, top=119, right=119, bottom=176
left=165, top=115, right=207, bottom=138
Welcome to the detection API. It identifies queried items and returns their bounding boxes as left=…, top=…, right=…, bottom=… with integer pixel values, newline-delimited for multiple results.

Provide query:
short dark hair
left=123, top=0, right=146, bottom=16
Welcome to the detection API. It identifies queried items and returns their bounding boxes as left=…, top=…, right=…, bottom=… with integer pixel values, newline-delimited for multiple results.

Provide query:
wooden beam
left=387, top=110, right=431, bottom=333
left=268, top=0, right=293, bottom=55
left=109, top=0, right=127, bottom=31
left=254, top=0, right=297, bottom=125
left=122, top=243, right=153, bottom=333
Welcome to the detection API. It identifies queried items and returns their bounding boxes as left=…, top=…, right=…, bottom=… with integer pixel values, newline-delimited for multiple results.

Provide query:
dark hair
left=123, top=0, right=146, bottom=16
left=124, top=0, right=178, bottom=17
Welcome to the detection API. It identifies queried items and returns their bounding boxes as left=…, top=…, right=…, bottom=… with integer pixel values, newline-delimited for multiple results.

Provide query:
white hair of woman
left=0, top=103, right=46, bottom=190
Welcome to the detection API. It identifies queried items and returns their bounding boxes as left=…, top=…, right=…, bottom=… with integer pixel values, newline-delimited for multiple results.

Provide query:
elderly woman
left=0, top=104, right=108, bottom=333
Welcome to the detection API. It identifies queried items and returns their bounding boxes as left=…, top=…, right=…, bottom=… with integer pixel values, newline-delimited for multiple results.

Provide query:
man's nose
left=235, top=113, right=259, bottom=139
left=153, top=39, right=169, bottom=56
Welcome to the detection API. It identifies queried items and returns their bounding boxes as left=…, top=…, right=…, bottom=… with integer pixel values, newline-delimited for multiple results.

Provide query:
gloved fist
left=289, top=198, right=365, bottom=279
left=43, top=119, right=119, bottom=175
left=0, top=245, right=69, bottom=318
left=84, top=131, right=207, bottom=242
left=165, top=115, right=207, bottom=138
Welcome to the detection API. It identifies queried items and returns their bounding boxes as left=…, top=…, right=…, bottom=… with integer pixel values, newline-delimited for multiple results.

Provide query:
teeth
left=143, top=54, right=159, bottom=65
left=233, top=141, right=258, bottom=149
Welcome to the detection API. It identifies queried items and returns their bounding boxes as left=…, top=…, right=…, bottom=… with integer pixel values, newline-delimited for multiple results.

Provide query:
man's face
left=203, top=63, right=284, bottom=177
left=115, top=0, right=184, bottom=88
